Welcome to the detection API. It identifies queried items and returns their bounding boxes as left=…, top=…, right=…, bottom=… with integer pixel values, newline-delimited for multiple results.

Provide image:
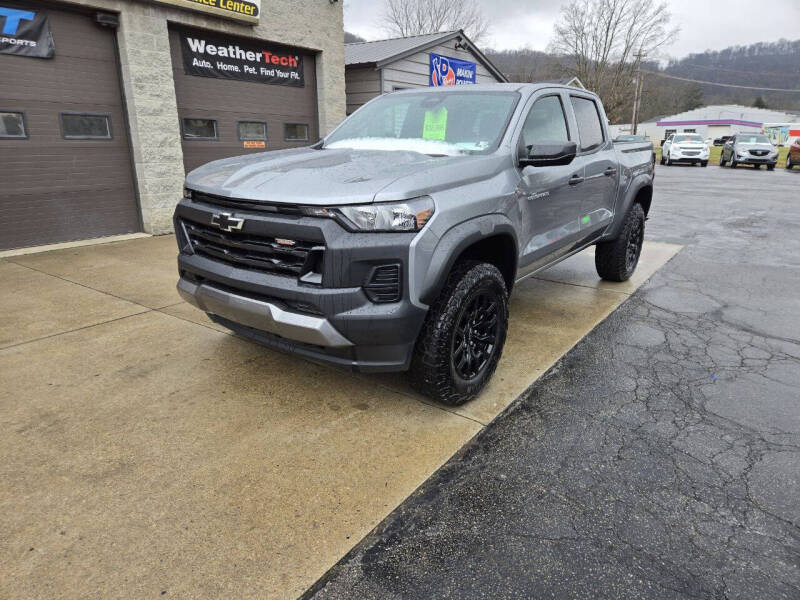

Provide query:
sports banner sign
left=429, top=52, right=476, bottom=87
left=179, top=29, right=304, bottom=87
left=0, top=4, right=54, bottom=59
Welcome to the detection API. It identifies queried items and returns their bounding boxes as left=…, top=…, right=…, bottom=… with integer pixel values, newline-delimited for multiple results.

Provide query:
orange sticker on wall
left=244, top=141, right=266, bottom=148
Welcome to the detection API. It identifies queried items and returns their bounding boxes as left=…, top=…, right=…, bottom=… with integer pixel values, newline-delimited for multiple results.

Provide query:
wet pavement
left=306, top=165, right=800, bottom=599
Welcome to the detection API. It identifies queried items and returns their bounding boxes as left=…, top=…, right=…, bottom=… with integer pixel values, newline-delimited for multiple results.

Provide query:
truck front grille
left=749, top=149, right=768, bottom=157
left=181, top=219, right=323, bottom=278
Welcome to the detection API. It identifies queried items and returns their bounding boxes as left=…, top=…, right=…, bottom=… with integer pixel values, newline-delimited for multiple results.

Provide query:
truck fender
left=602, top=173, right=653, bottom=240
left=415, top=214, right=518, bottom=306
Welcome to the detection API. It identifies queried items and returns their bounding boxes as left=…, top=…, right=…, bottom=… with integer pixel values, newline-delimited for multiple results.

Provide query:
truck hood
left=185, top=146, right=506, bottom=205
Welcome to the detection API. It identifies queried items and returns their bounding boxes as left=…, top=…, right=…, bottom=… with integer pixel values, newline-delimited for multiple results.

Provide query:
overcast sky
left=343, top=0, right=800, bottom=59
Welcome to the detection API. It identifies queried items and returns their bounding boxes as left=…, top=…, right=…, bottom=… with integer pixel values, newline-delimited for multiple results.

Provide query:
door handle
left=569, top=173, right=584, bottom=185
left=604, top=167, right=617, bottom=177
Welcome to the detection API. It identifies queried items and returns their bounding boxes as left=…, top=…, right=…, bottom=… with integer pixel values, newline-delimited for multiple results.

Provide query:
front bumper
left=174, top=198, right=428, bottom=372
left=735, top=154, right=777, bottom=165
left=669, top=149, right=709, bottom=163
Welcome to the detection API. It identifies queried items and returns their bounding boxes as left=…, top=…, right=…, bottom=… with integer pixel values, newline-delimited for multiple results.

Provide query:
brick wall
left=57, top=0, right=346, bottom=234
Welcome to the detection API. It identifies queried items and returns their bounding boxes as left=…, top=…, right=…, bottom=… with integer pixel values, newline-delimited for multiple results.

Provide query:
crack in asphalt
left=304, top=168, right=800, bottom=600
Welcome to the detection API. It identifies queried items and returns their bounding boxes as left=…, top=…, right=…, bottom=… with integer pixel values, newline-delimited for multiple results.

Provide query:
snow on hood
left=325, top=137, right=479, bottom=157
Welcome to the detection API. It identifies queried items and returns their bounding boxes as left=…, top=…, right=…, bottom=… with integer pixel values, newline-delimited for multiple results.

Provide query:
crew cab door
left=567, top=94, right=617, bottom=235
left=514, top=91, right=584, bottom=277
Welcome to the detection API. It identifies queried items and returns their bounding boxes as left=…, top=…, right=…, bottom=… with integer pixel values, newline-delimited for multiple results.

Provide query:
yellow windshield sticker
left=422, top=107, right=448, bottom=141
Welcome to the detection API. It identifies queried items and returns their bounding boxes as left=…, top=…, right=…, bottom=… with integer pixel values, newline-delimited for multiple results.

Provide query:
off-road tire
left=409, top=261, right=509, bottom=406
left=595, top=203, right=645, bottom=282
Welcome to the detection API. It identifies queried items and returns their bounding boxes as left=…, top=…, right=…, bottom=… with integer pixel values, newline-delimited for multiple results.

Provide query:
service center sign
left=0, top=4, right=54, bottom=59
left=179, top=30, right=304, bottom=87
left=429, top=52, right=476, bottom=86
left=156, top=0, right=261, bottom=24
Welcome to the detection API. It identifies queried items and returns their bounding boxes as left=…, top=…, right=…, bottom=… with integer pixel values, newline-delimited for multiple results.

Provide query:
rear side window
left=61, top=114, right=111, bottom=139
left=570, top=97, right=605, bottom=152
left=0, top=111, right=26, bottom=138
left=521, top=95, right=570, bottom=149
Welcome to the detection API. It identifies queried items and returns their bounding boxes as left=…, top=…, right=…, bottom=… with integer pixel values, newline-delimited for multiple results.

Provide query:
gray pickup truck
left=174, top=83, right=654, bottom=404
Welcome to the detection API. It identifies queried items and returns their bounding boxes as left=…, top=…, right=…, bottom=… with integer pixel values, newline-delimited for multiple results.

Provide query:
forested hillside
left=485, top=39, right=800, bottom=122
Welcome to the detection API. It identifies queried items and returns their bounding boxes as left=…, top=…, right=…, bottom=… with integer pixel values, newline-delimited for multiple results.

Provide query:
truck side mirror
left=520, top=141, right=577, bottom=168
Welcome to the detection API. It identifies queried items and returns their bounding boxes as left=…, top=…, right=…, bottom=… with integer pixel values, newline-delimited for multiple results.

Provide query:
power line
left=642, top=69, right=800, bottom=93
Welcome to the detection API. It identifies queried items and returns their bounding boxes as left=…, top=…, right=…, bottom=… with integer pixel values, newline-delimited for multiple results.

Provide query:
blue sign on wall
left=429, top=52, right=476, bottom=87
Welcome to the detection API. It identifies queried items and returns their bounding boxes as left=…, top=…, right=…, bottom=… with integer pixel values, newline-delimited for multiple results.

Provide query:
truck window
left=570, top=96, right=604, bottom=152
left=521, top=95, right=570, bottom=150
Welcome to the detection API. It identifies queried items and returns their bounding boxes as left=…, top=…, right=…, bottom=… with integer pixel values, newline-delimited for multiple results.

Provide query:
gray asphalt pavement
left=304, top=164, right=800, bottom=599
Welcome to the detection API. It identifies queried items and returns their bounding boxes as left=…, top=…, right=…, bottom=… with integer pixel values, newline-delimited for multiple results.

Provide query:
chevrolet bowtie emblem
left=210, top=213, right=244, bottom=232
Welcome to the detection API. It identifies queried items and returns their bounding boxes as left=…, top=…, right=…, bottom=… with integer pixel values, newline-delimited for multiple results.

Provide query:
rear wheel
left=409, top=261, right=509, bottom=405
left=595, top=203, right=645, bottom=282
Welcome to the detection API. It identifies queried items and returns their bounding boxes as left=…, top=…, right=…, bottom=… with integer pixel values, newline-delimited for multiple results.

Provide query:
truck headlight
left=302, top=197, right=435, bottom=232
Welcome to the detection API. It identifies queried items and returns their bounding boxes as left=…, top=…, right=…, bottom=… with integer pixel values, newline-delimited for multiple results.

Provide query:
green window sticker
left=422, top=107, right=448, bottom=141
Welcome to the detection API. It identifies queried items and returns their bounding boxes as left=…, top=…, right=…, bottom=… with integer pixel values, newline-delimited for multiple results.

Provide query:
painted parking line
left=0, top=236, right=679, bottom=599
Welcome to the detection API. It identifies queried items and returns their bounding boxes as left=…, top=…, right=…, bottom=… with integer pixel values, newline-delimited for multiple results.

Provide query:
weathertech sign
left=155, top=0, right=260, bottom=23
left=179, top=30, right=304, bottom=87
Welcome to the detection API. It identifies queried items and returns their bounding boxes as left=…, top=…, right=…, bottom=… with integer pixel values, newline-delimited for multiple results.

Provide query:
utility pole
left=631, top=52, right=644, bottom=135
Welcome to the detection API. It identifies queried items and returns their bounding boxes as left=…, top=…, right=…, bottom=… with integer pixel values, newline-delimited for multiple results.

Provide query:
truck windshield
left=324, top=91, right=520, bottom=156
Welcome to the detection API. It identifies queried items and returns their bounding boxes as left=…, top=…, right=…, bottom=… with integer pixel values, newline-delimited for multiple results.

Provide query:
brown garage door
left=169, top=26, right=319, bottom=174
left=0, top=1, right=140, bottom=251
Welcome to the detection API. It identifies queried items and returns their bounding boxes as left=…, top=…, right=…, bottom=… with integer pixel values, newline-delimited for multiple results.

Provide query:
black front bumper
left=174, top=199, right=428, bottom=372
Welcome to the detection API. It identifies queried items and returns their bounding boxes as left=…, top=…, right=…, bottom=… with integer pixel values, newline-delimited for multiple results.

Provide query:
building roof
left=344, top=30, right=507, bottom=83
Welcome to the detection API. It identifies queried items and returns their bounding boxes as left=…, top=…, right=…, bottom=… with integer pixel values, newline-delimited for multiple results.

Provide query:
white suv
left=661, top=133, right=710, bottom=167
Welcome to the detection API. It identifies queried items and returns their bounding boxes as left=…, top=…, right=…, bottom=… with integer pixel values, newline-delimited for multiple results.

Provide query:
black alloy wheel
left=625, top=211, right=645, bottom=273
left=452, top=291, right=500, bottom=381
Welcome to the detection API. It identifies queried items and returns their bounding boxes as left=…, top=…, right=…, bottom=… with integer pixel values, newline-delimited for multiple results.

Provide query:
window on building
left=570, top=96, right=604, bottom=152
left=683, top=128, right=696, bottom=133
left=521, top=95, right=570, bottom=150
left=182, top=118, right=218, bottom=140
left=0, top=111, right=26, bottom=139
left=238, top=121, right=267, bottom=141
left=61, top=113, right=111, bottom=139
left=284, top=123, right=309, bottom=141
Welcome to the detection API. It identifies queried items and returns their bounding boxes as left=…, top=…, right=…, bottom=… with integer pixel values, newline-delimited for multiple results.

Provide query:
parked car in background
left=786, top=137, right=800, bottom=170
left=713, top=136, right=732, bottom=147
left=720, top=134, right=779, bottom=170
left=661, top=133, right=709, bottom=167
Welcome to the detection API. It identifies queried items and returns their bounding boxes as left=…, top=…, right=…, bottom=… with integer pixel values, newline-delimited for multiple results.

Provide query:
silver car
left=720, top=133, right=779, bottom=170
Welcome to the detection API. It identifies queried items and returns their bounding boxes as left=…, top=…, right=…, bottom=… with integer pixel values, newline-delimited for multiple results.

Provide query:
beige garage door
left=169, top=25, right=319, bottom=174
left=0, top=1, right=140, bottom=251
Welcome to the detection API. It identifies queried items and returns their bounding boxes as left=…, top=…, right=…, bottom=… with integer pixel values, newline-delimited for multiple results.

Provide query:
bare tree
left=549, top=0, right=678, bottom=121
left=382, top=0, right=490, bottom=44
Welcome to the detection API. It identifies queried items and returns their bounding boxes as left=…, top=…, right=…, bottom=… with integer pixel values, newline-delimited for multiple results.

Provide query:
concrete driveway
left=0, top=234, right=678, bottom=598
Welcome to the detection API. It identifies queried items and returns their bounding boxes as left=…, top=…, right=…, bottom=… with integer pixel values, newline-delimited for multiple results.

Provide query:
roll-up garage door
left=0, top=1, right=140, bottom=251
left=169, top=25, right=319, bottom=174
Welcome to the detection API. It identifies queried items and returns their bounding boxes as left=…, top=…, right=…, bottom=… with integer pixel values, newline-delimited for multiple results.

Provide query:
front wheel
left=409, top=261, right=509, bottom=405
left=720, top=155, right=727, bottom=167
left=595, top=203, right=645, bottom=282
left=767, top=165, right=775, bottom=171
left=787, top=155, right=793, bottom=170
left=701, top=160, right=708, bottom=167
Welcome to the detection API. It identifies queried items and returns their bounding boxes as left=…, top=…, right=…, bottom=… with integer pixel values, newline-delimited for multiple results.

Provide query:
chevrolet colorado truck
left=174, top=83, right=654, bottom=405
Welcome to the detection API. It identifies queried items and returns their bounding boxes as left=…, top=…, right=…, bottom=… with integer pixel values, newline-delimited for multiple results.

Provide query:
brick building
left=0, top=0, right=345, bottom=250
